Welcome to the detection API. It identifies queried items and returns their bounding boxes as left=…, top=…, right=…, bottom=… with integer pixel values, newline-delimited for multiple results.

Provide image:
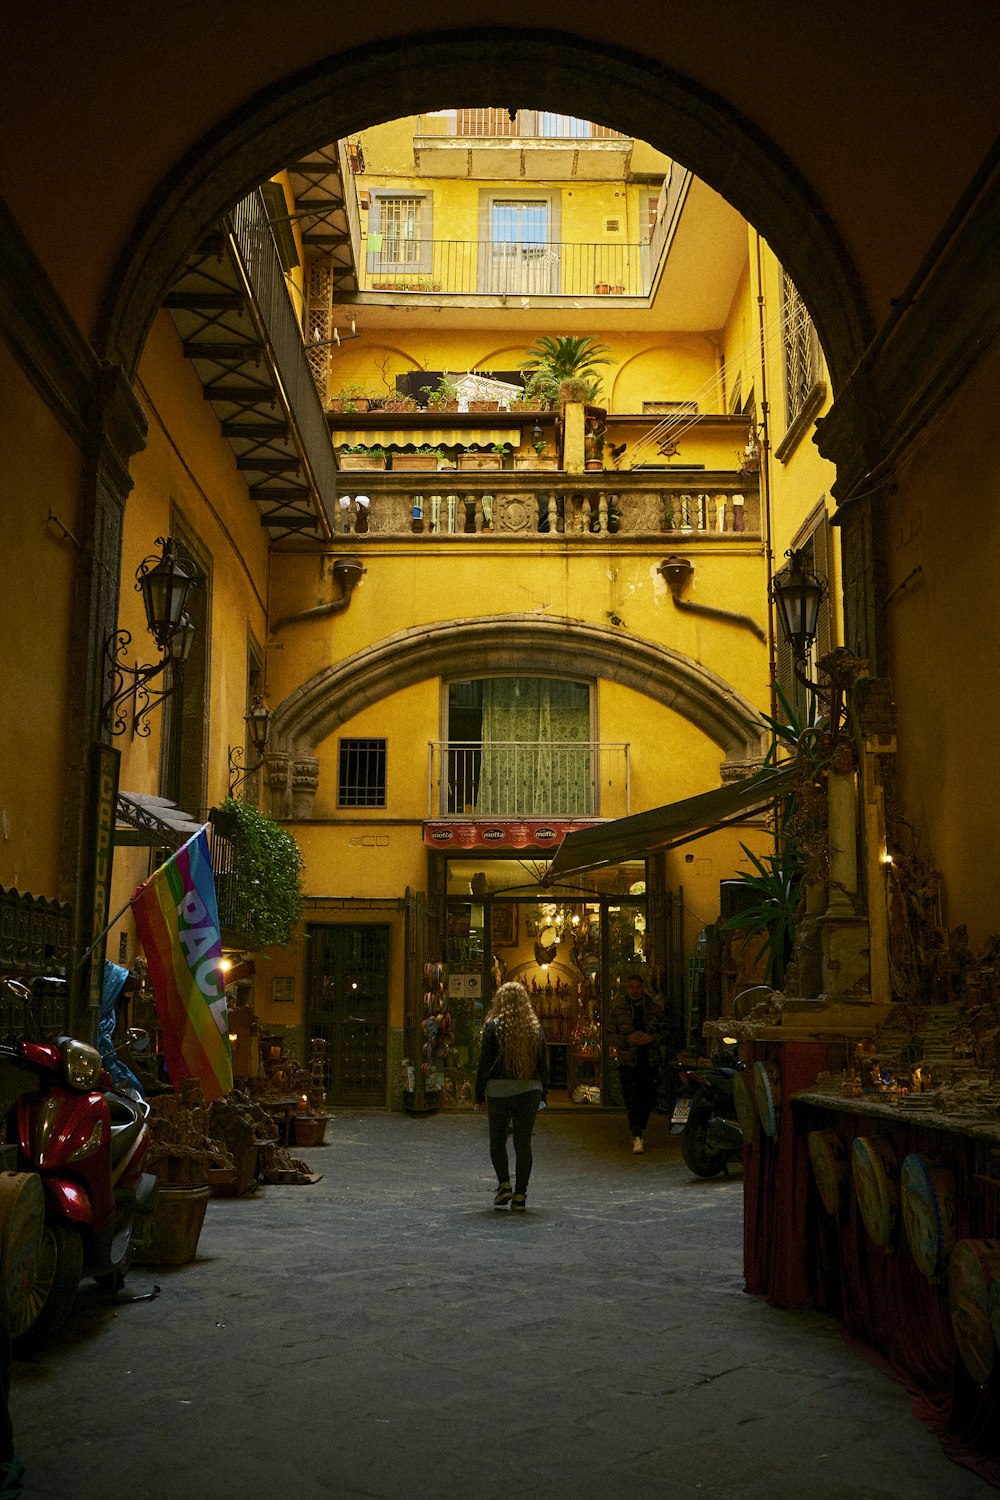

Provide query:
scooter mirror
left=126, top=1028, right=151, bottom=1053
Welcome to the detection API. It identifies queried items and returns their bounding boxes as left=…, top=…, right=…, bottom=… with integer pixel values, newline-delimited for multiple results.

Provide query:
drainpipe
left=657, top=556, right=766, bottom=641
left=270, top=556, right=365, bottom=635
left=753, top=231, right=778, bottom=725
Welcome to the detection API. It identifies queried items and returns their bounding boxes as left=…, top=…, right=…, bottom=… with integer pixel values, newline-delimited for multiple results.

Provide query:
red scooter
left=0, top=978, right=158, bottom=1351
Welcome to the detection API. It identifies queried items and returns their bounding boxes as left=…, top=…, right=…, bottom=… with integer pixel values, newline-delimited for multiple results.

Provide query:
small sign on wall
left=272, top=976, right=296, bottom=1004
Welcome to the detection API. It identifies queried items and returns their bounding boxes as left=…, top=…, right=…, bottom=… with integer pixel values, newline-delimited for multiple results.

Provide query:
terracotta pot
left=456, top=454, right=503, bottom=470
left=338, top=454, right=386, bottom=470
left=392, top=454, right=440, bottom=470
left=468, top=400, right=500, bottom=412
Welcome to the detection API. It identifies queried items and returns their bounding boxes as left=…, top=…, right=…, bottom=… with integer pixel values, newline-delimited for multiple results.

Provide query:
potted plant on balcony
left=420, top=373, right=459, bottom=412
left=211, top=798, right=304, bottom=950
left=456, top=445, right=505, bottom=471
left=520, top=335, right=611, bottom=405
left=327, top=380, right=372, bottom=414
left=511, top=372, right=555, bottom=411
left=392, top=445, right=444, bottom=471
left=338, top=444, right=386, bottom=471
left=584, top=416, right=607, bottom=470
left=381, top=391, right=420, bottom=414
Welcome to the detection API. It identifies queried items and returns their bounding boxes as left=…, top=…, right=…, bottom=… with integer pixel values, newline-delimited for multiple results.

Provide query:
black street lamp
left=770, top=548, right=826, bottom=667
left=228, top=696, right=273, bottom=796
left=102, top=537, right=199, bottom=737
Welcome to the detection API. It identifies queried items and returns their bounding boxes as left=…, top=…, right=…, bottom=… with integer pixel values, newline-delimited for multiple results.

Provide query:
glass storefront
left=436, top=857, right=648, bottom=1106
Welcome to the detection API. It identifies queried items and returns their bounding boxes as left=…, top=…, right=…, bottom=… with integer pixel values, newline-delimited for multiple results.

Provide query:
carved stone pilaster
left=291, top=757, right=320, bottom=818
left=263, top=752, right=291, bottom=819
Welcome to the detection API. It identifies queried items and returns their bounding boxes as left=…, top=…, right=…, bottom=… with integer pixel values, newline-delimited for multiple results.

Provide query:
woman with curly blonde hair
left=475, top=980, right=548, bottom=1210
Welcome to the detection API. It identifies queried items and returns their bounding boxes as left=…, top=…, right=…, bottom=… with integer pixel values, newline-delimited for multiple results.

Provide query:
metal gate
left=306, top=924, right=389, bottom=1106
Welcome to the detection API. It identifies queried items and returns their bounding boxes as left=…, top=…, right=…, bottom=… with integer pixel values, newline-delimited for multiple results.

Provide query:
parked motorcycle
left=677, top=1044, right=744, bottom=1178
left=0, top=978, right=158, bottom=1350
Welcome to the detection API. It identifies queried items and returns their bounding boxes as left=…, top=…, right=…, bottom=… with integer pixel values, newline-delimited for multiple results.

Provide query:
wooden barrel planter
left=134, top=1185, right=210, bottom=1267
left=292, top=1114, right=328, bottom=1148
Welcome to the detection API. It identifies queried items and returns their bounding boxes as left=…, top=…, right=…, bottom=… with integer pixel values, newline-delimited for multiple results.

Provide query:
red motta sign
left=423, top=820, right=599, bottom=849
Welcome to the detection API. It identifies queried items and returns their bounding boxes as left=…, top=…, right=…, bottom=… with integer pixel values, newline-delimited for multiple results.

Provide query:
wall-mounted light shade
left=770, top=549, right=825, bottom=658
left=137, top=537, right=196, bottom=650
left=245, top=695, right=272, bottom=757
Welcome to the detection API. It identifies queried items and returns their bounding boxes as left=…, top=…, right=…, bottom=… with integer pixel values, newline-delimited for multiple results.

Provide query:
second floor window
left=381, top=197, right=422, bottom=264
left=338, top=738, right=387, bottom=807
left=781, top=271, right=821, bottom=431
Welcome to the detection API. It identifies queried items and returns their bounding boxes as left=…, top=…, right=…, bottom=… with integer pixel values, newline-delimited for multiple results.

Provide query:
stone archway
left=267, top=615, right=768, bottom=816
left=100, top=28, right=871, bottom=389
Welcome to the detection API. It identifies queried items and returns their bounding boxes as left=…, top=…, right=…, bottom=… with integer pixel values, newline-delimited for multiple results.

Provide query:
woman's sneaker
left=494, top=1182, right=513, bottom=1208
left=511, top=1193, right=527, bottom=1211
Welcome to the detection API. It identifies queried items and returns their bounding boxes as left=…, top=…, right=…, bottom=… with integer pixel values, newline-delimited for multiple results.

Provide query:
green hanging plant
left=214, top=797, right=305, bottom=950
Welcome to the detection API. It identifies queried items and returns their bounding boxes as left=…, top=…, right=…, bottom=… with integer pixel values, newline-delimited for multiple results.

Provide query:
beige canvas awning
left=336, top=426, right=520, bottom=449
left=543, top=764, right=795, bottom=881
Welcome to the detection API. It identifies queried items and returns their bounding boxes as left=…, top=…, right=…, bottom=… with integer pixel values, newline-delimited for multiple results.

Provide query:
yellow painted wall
left=0, top=344, right=81, bottom=897
left=106, top=310, right=270, bottom=965
left=886, top=333, right=1000, bottom=944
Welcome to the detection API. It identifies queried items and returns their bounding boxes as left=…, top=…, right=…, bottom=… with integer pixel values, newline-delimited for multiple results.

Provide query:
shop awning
left=543, top=764, right=796, bottom=881
left=335, top=426, right=520, bottom=449
left=115, top=792, right=203, bottom=849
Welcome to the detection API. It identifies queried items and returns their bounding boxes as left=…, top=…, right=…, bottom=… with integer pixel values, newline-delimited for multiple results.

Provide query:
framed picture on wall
left=491, top=904, right=518, bottom=947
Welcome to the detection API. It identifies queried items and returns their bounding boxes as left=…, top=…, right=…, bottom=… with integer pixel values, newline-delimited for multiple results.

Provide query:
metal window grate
left=338, top=738, right=387, bottom=807
left=381, top=198, right=422, bottom=264
left=782, top=271, right=819, bottom=426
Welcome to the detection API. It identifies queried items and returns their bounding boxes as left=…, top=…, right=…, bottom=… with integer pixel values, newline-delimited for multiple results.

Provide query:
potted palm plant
left=520, top=335, right=611, bottom=406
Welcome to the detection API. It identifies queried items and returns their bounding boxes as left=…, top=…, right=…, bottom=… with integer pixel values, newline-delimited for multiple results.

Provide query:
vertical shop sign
left=88, top=743, right=121, bottom=1011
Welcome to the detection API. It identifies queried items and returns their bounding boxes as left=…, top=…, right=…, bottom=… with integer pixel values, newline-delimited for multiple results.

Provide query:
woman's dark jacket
left=475, top=1019, right=548, bottom=1104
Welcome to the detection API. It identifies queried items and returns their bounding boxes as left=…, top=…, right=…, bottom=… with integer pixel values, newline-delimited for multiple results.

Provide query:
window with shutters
left=367, top=192, right=433, bottom=273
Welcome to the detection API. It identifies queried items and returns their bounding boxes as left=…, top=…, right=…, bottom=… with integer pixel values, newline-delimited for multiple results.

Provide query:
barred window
left=781, top=271, right=820, bottom=430
left=381, top=197, right=422, bottom=263
left=338, top=739, right=387, bottom=808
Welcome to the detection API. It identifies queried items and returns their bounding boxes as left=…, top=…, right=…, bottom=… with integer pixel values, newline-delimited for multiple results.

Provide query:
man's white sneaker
left=632, top=1136, right=644, bottom=1154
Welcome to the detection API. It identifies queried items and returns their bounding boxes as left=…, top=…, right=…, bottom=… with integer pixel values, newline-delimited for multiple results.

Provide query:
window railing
left=331, top=473, right=760, bottom=540
left=428, top=741, right=630, bottom=820
left=415, top=111, right=627, bottom=141
left=361, top=239, right=651, bottom=297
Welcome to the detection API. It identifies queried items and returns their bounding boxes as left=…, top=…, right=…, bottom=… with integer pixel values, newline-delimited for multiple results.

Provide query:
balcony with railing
left=413, top=110, right=632, bottom=180
left=331, top=469, right=760, bottom=541
left=358, top=238, right=650, bottom=299
left=429, top=741, right=630, bottom=820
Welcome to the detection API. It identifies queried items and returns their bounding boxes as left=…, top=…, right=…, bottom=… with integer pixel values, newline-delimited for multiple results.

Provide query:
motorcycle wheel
left=11, top=1223, right=83, bottom=1354
left=681, top=1117, right=729, bottom=1179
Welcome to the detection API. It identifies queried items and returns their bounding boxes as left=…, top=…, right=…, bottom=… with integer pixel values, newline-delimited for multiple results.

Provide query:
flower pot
left=468, top=400, right=500, bottom=412
left=292, top=1114, right=328, bottom=1148
left=338, top=454, right=386, bottom=470
left=134, top=1185, right=210, bottom=1266
left=391, top=454, right=440, bottom=470
left=585, top=459, right=604, bottom=471
left=594, top=283, right=611, bottom=295
left=327, top=397, right=371, bottom=414
left=456, top=453, right=503, bottom=470
left=427, top=401, right=459, bottom=413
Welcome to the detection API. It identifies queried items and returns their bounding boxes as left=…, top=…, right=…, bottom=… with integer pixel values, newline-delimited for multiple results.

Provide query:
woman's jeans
left=487, top=1090, right=541, bottom=1194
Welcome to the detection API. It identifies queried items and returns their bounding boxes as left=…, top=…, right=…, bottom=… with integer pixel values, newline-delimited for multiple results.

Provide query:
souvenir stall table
left=741, top=1030, right=1000, bottom=1484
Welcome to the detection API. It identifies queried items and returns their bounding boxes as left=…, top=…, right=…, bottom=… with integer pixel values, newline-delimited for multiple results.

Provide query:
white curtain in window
left=478, top=679, right=592, bottom=816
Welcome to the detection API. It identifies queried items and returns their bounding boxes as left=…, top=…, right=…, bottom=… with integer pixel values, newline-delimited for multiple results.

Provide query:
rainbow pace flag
left=130, top=826, right=233, bottom=1102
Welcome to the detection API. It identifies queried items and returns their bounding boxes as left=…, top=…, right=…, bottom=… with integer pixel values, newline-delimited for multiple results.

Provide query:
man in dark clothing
left=609, top=973, right=666, bottom=1154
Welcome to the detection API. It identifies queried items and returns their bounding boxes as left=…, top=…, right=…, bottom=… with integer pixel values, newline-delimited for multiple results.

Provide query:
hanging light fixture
left=102, top=538, right=199, bottom=736
left=228, top=695, right=274, bottom=796
left=770, top=548, right=826, bottom=663
left=136, top=536, right=197, bottom=651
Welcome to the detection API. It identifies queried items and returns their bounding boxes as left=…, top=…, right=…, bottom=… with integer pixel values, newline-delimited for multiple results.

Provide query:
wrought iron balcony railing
left=359, top=239, right=651, bottom=298
left=415, top=111, right=627, bottom=140
left=429, top=741, right=630, bottom=820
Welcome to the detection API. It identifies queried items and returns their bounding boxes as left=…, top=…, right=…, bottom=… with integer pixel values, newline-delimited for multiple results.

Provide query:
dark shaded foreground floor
left=10, top=1109, right=994, bottom=1499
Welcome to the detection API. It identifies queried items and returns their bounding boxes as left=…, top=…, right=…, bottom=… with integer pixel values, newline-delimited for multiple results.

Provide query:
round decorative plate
left=851, top=1135, right=899, bottom=1249
left=0, top=1171, right=45, bottom=1325
left=752, top=1060, right=780, bottom=1137
left=949, top=1238, right=1000, bottom=1384
left=900, top=1153, right=957, bottom=1282
left=733, top=1070, right=759, bottom=1147
left=988, top=1275, right=1000, bottom=1360
left=808, top=1128, right=849, bottom=1216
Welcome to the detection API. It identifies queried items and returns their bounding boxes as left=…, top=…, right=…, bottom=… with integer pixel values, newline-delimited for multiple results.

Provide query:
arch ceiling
left=272, top=614, right=768, bottom=771
left=101, top=30, right=873, bottom=388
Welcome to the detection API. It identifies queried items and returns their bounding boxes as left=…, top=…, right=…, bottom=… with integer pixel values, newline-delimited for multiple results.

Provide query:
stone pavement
left=9, top=1108, right=996, bottom=1499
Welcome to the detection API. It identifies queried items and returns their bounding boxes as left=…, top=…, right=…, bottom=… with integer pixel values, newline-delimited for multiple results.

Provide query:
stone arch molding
left=266, top=615, right=768, bottom=817
left=102, top=29, right=871, bottom=388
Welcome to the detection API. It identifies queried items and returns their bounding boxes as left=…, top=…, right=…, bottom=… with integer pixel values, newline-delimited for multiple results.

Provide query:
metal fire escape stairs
left=162, top=150, right=360, bottom=543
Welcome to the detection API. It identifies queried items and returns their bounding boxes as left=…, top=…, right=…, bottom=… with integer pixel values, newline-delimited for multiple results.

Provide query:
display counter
left=742, top=1035, right=1000, bottom=1483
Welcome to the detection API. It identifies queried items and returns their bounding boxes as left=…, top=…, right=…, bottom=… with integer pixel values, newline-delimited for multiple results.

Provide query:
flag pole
left=75, top=822, right=212, bottom=970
